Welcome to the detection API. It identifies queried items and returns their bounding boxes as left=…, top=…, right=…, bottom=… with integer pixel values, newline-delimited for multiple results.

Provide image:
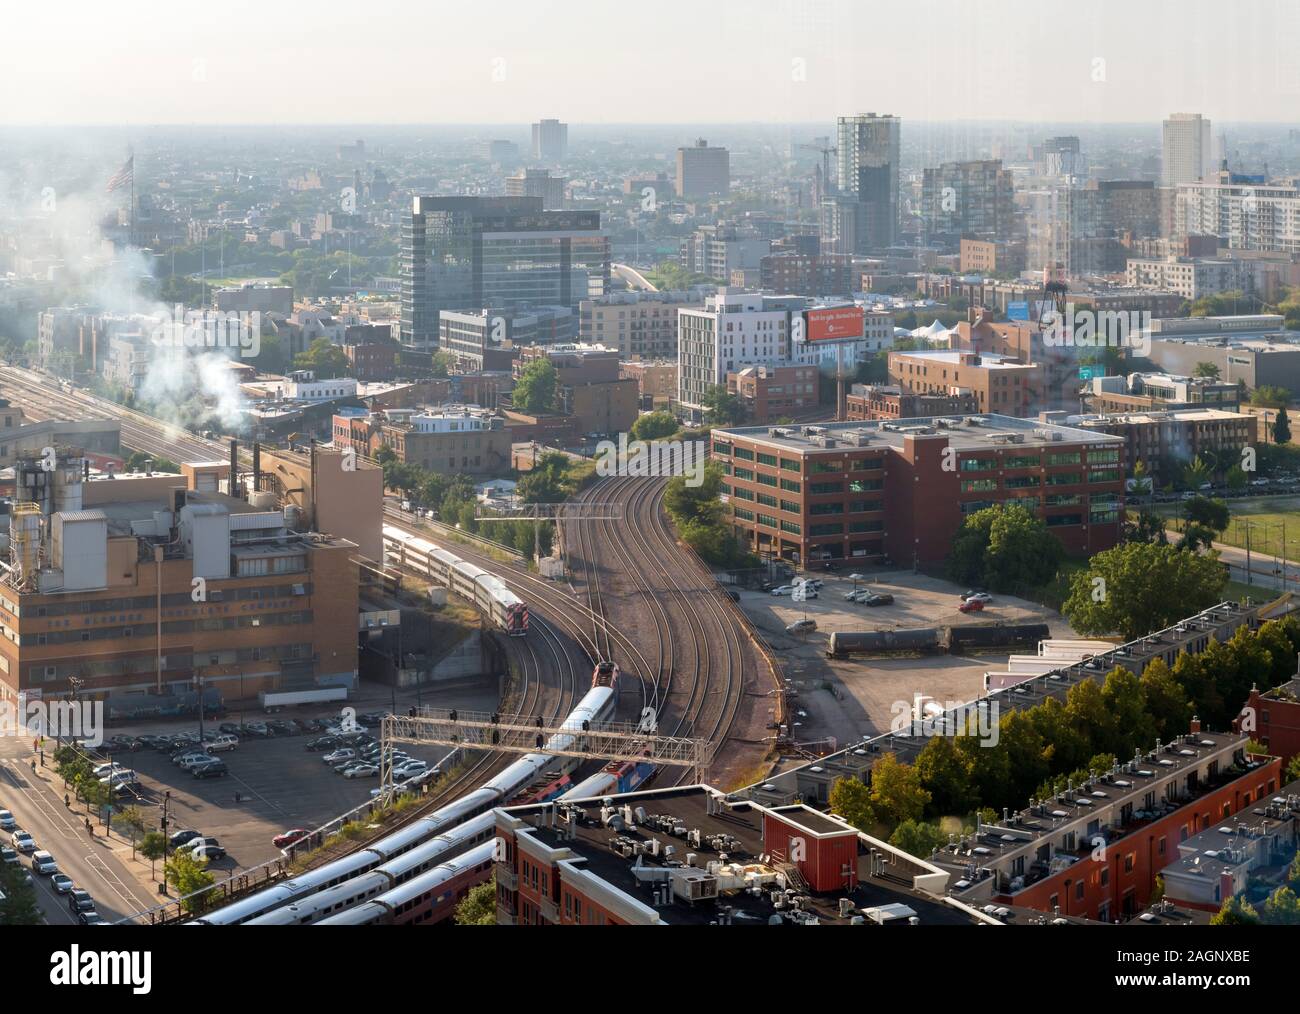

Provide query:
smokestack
left=252, top=442, right=261, bottom=493
left=229, top=438, right=239, bottom=499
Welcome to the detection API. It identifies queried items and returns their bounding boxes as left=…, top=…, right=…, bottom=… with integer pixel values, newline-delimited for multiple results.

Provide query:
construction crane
left=797, top=143, right=837, bottom=202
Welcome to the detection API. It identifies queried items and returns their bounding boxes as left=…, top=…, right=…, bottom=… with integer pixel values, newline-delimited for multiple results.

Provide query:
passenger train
left=194, top=662, right=619, bottom=925
left=383, top=525, right=528, bottom=636
left=314, top=843, right=496, bottom=926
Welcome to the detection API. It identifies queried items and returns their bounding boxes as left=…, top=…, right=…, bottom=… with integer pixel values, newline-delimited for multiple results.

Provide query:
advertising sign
left=803, top=306, right=865, bottom=343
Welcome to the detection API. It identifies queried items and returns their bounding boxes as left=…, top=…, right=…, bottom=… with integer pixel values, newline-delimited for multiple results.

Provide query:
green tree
left=125, top=451, right=182, bottom=474
left=453, top=878, right=497, bottom=925
left=700, top=384, right=746, bottom=427
left=1210, top=896, right=1259, bottom=925
left=139, top=832, right=167, bottom=881
left=1251, top=385, right=1291, bottom=408
left=888, top=819, right=949, bottom=858
left=945, top=504, right=1063, bottom=592
left=913, top=735, right=974, bottom=817
left=1181, top=495, right=1230, bottom=535
left=1260, top=885, right=1300, bottom=925
left=1139, top=657, right=1192, bottom=741
left=828, top=776, right=876, bottom=830
left=868, top=753, right=930, bottom=825
left=116, top=805, right=147, bottom=858
left=513, top=358, right=559, bottom=414
left=0, top=861, right=40, bottom=925
left=1193, top=361, right=1221, bottom=380
left=1124, top=511, right=1167, bottom=545
left=1180, top=454, right=1214, bottom=490
left=630, top=411, right=679, bottom=442
left=165, top=848, right=216, bottom=914
left=1276, top=406, right=1292, bottom=445
left=292, top=337, right=350, bottom=379
left=1287, top=754, right=1300, bottom=784
left=518, top=452, right=573, bottom=504
left=1062, top=543, right=1227, bottom=641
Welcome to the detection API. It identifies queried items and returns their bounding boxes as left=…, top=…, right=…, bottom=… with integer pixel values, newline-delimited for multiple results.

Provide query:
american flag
left=106, top=156, right=134, bottom=194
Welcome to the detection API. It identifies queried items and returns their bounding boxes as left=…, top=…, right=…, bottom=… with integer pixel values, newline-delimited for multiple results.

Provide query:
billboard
left=1007, top=301, right=1029, bottom=322
left=803, top=306, right=865, bottom=343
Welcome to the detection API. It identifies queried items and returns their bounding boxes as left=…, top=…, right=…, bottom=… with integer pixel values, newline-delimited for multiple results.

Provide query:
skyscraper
left=833, top=114, right=901, bottom=252
left=1162, top=113, right=1213, bottom=188
left=531, top=119, right=568, bottom=162
left=920, top=159, right=1017, bottom=246
left=400, top=196, right=607, bottom=351
left=675, top=139, right=731, bottom=199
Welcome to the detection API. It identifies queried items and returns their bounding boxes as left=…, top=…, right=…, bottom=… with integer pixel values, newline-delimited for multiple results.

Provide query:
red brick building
left=727, top=364, right=820, bottom=423
left=1241, top=678, right=1300, bottom=766
left=844, top=383, right=979, bottom=421
left=711, top=415, right=1124, bottom=567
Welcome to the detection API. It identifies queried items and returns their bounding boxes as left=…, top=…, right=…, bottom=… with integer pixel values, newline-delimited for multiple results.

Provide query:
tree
left=630, top=411, right=679, bottom=442
left=518, top=452, right=573, bottom=504
left=1139, top=658, right=1192, bottom=741
left=945, top=505, right=1063, bottom=592
left=888, top=819, right=949, bottom=858
left=1180, top=454, right=1214, bottom=490
left=292, top=337, right=350, bottom=379
left=513, top=358, right=559, bottom=414
left=1193, top=361, right=1221, bottom=380
left=828, top=776, right=876, bottom=830
left=453, top=878, right=497, bottom=925
left=165, top=849, right=216, bottom=914
left=1182, top=495, right=1230, bottom=534
left=1252, top=385, right=1291, bottom=409
left=1287, top=754, right=1300, bottom=785
left=1260, top=885, right=1300, bottom=925
left=700, top=384, right=746, bottom=427
left=1276, top=406, right=1292, bottom=445
left=117, top=805, right=147, bottom=858
left=1210, top=896, right=1260, bottom=925
left=1063, top=543, right=1227, bottom=641
left=1124, top=511, right=1167, bottom=545
left=125, top=451, right=181, bottom=474
left=0, top=861, right=40, bottom=925
left=913, top=735, right=974, bottom=817
left=867, top=753, right=930, bottom=825
left=139, top=832, right=167, bottom=881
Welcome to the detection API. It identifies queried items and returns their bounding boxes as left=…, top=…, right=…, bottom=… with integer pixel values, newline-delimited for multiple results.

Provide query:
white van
left=208, top=734, right=239, bottom=753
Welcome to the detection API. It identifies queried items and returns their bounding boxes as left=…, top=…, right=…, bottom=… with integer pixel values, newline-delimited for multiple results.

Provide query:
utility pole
left=154, top=544, right=164, bottom=694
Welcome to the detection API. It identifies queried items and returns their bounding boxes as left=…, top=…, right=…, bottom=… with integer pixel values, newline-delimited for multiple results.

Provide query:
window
left=1048, top=452, right=1081, bottom=466
left=961, top=478, right=997, bottom=493
left=757, top=473, right=778, bottom=487
left=780, top=520, right=801, bottom=535
left=780, top=478, right=801, bottom=493
left=780, top=500, right=799, bottom=514
left=1090, top=469, right=1121, bottom=483
left=1046, top=514, right=1082, bottom=527
left=780, top=459, right=802, bottom=472
left=810, top=482, right=843, bottom=495
left=810, top=502, right=843, bottom=515
left=1005, top=475, right=1040, bottom=489
left=1047, top=472, right=1082, bottom=485
left=811, top=461, right=840, bottom=474
left=757, top=493, right=778, bottom=508
left=756, top=452, right=777, bottom=466
left=712, top=441, right=732, bottom=456
left=849, top=478, right=883, bottom=492
left=733, top=467, right=754, bottom=481
left=1004, top=455, right=1041, bottom=469
left=809, top=523, right=843, bottom=536
left=733, top=447, right=754, bottom=461
left=1089, top=449, right=1120, bottom=464
left=733, top=507, right=754, bottom=521
left=757, top=514, right=778, bottom=528
left=1046, top=493, right=1082, bottom=507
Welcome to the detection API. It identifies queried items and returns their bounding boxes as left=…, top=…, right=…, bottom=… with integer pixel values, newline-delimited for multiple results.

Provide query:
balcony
left=495, top=864, right=518, bottom=891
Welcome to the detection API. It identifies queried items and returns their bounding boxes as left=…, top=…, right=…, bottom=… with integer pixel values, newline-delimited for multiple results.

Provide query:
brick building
left=711, top=415, right=1124, bottom=567
left=727, top=365, right=820, bottom=423
left=517, top=344, right=638, bottom=436
left=1070, top=408, right=1255, bottom=485
left=844, top=384, right=980, bottom=422
left=889, top=350, right=1040, bottom=417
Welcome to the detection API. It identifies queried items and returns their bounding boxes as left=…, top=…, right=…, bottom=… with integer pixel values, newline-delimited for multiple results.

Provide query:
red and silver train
left=383, top=525, right=528, bottom=635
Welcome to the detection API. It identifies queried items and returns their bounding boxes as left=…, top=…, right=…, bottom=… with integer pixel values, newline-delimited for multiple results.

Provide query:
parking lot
left=83, top=684, right=491, bottom=874
left=733, top=568, right=1085, bottom=760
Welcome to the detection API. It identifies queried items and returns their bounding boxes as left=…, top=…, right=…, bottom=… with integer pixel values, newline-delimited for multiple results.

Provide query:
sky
left=4, top=0, right=1298, bottom=125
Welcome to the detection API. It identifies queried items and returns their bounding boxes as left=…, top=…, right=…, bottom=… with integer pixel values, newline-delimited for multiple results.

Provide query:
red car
left=273, top=829, right=311, bottom=849
left=958, top=599, right=986, bottom=614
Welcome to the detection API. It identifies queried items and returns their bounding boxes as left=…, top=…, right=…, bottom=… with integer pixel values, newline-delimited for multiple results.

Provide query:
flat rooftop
left=1073, top=408, right=1250, bottom=425
left=891, top=350, right=1032, bottom=370
left=714, top=413, right=1124, bottom=455
left=505, top=786, right=976, bottom=926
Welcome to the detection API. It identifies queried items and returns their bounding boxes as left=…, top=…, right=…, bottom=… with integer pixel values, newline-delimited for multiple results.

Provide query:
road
left=612, top=263, right=658, bottom=292
left=0, top=735, right=159, bottom=924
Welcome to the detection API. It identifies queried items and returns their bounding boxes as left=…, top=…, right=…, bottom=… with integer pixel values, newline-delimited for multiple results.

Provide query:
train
left=560, top=756, right=656, bottom=801
left=194, top=661, right=619, bottom=925
left=383, top=525, right=528, bottom=636
left=827, top=623, right=1052, bottom=660
left=314, top=843, right=497, bottom=926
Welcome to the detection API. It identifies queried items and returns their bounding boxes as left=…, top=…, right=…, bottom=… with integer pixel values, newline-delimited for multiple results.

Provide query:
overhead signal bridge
left=474, top=502, right=626, bottom=522
left=379, top=710, right=707, bottom=787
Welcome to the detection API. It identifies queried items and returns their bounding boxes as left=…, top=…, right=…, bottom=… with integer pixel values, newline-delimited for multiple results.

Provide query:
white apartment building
left=1162, top=113, right=1213, bottom=188
left=1175, top=179, right=1300, bottom=254
left=677, top=291, right=795, bottom=419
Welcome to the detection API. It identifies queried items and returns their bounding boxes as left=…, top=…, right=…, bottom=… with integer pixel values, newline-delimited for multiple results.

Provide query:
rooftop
left=714, top=413, right=1123, bottom=455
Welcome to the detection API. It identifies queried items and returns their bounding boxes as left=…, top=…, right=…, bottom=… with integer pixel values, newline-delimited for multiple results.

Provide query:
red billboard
left=804, top=306, right=865, bottom=342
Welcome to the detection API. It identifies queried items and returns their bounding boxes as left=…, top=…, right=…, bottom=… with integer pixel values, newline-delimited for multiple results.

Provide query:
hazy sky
left=5, top=0, right=1298, bottom=125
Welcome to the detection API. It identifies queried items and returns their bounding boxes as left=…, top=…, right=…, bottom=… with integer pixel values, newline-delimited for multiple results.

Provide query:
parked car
left=323, top=749, right=356, bottom=766
left=207, top=735, right=239, bottom=752
left=31, top=850, right=58, bottom=875
left=863, top=593, right=894, bottom=607
left=785, top=618, right=818, bottom=635
left=182, top=836, right=220, bottom=854
left=190, top=845, right=227, bottom=862
left=306, top=736, right=340, bottom=752
left=958, top=599, right=986, bottom=614
left=169, top=830, right=201, bottom=848
left=0, top=847, right=17, bottom=864
left=242, top=723, right=270, bottom=738
left=78, top=911, right=106, bottom=926
left=50, top=873, right=73, bottom=894
left=176, top=754, right=212, bottom=771
left=267, top=720, right=296, bottom=737
left=0, top=810, right=15, bottom=831
left=11, top=831, right=35, bottom=854
left=299, top=719, right=325, bottom=733
left=960, top=590, right=991, bottom=602
left=191, top=759, right=228, bottom=779
left=770, top=585, right=795, bottom=597
left=273, top=829, right=310, bottom=849
left=343, top=763, right=379, bottom=779
left=359, top=712, right=387, bottom=727
left=68, top=888, right=94, bottom=913
left=218, top=723, right=242, bottom=736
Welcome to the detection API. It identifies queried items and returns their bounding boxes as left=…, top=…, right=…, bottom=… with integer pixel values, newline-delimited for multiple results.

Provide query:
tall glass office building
left=401, top=196, right=608, bottom=350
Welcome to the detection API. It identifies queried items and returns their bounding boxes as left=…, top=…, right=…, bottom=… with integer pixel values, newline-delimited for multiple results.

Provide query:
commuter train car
left=199, top=678, right=617, bottom=924
left=511, top=772, right=573, bottom=805
left=383, top=525, right=528, bottom=635
left=315, top=843, right=496, bottom=926
left=560, top=757, right=656, bottom=801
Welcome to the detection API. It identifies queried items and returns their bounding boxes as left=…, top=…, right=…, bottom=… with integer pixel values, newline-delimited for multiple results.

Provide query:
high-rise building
left=1042, top=136, right=1082, bottom=177
left=675, top=139, right=731, bottom=199
left=1162, top=113, right=1213, bottom=188
left=919, top=159, right=1016, bottom=246
left=531, top=119, right=568, bottom=162
left=505, top=169, right=566, bottom=209
left=1175, top=173, right=1300, bottom=254
left=833, top=114, right=901, bottom=251
left=400, top=196, right=608, bottom=351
